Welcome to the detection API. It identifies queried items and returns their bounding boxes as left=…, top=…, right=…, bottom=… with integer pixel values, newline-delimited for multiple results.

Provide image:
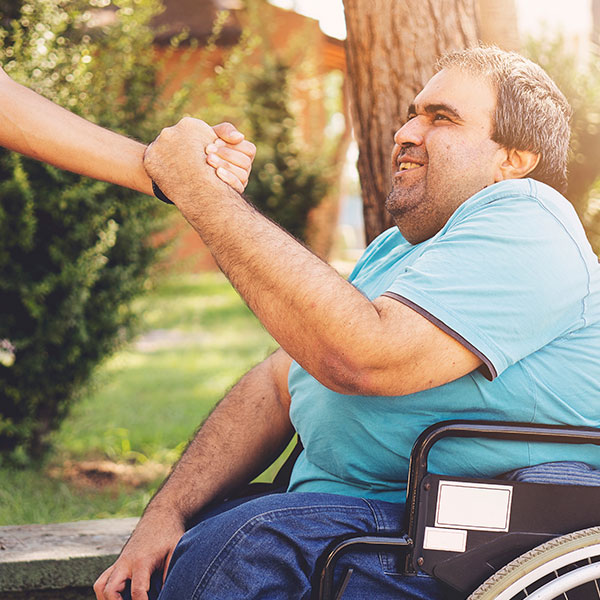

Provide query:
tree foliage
left=0, top=0, right=337, bottom=461
left=0, top=0, right=188, bottom=461
left=243, top=56, right=330, bottom=242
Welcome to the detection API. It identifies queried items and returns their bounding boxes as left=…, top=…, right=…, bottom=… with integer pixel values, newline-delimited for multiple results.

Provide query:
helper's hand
left=93, top=508, right=185, bottom=600
left=145, top=118, right=255, bottom=202
left=210, top=122, right=256, bottom=194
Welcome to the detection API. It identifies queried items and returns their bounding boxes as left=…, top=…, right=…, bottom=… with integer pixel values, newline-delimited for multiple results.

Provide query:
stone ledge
left=0, top=518, right=138, bottom=596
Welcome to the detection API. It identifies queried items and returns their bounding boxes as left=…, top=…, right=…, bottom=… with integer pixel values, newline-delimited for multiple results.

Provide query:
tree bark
left=343, top=0, right=479, bottom=243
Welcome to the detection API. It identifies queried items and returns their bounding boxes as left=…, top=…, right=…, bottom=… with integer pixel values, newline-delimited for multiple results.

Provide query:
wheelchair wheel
left=468, top=526, right=600, bottom=600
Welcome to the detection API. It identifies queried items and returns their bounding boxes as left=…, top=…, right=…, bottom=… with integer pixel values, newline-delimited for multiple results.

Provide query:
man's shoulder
left=453, top=179, right=585, bottom=240
left=465, top=178, right=562, bottom=208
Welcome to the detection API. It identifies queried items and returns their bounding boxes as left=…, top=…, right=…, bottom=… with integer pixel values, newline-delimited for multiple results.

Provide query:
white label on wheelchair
left=423, top=526, right=468, bottom=552
left=434, top=480, right=513, bottom=532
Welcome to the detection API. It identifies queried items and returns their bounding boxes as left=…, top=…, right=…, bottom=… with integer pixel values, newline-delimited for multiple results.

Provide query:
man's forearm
left=143, top=121, right=377, bottom=394
left=176, top=188, right=375, bottom=392
left=144, top=349, right=294, bottom=524
left=0, top=72, right=152, bottom=194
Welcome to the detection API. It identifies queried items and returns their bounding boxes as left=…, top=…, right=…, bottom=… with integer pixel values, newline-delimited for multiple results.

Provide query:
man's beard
left=385, top=179, right=451, bottom=244
left=385, top=180, right=425, bottom=220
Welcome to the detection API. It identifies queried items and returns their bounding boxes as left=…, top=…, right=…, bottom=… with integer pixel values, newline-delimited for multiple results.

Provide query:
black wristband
left=152, top=181, right=173, bottom=205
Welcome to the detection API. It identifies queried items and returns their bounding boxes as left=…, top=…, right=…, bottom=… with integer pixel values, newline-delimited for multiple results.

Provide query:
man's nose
left=394, top=117, right=425, bottom=147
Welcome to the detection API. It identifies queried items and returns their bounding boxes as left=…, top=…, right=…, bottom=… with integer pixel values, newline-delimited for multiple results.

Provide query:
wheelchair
left=308, top=420, right=600, bottom=600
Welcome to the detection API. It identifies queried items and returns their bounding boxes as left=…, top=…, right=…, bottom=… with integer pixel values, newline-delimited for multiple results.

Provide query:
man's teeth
left=399, top=162, right=421, bottom=171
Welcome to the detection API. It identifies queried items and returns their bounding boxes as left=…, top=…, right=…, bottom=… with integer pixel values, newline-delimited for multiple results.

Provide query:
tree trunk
left=343, top=0, right=479, bottom=243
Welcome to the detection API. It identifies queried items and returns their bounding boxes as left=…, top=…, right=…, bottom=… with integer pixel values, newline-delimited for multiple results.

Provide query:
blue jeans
left=127, top=492, right=446, bottom=599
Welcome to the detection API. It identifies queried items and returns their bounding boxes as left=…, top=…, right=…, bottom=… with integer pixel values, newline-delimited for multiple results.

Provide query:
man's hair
left=436, top=46, right=572, bottom=194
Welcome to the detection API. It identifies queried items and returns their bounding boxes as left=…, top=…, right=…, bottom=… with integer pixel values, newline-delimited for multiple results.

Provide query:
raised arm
left=94, top=348, right=294, bottom=600
left=143, top=118, right=481, bottom=398
left=0, top=67, right=254, bottom=194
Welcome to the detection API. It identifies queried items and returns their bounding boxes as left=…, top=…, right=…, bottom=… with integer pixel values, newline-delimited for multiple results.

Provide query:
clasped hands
left=144, top=118, right=255, bottom=203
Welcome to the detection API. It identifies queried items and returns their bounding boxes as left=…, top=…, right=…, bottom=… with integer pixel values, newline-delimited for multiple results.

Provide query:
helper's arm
left=94, top=348, right=294, bottom=600
left=0, top=67, right=254, bottom=194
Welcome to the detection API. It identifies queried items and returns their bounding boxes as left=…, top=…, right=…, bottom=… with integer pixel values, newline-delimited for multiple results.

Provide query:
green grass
left=0, top=272, right=281, bottom=525
left=0, top=467, right=159, bottom=524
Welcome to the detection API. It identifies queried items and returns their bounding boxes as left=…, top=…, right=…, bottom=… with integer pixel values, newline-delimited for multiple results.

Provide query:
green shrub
left=243, top=57, right=330, bottom=242
left=0, top=0, right=184, bottom=461
left=0, top=0, right=335, bottom=461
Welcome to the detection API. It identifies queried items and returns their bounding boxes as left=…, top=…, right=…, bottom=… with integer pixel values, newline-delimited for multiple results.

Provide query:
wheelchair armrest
left=404, top=420, right=600, bottom=573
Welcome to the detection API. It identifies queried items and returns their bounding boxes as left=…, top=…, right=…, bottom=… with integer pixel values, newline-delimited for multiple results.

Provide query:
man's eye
left=434, top=114, right=451, bottom=122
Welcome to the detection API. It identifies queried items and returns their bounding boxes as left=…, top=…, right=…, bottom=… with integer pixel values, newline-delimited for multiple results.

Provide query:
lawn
left=0, top=272, right=282, bottom=525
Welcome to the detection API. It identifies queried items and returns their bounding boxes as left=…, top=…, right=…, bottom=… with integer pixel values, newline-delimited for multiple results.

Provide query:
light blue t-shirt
left=287, top=179, right=600, bottom=503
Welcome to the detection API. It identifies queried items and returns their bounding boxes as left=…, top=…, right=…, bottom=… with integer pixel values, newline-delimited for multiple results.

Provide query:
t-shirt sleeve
left=383, top=197, right=589, bottom=380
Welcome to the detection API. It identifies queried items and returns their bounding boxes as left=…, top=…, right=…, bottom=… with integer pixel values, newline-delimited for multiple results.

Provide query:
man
left=95, top=46, right=600, bottom=600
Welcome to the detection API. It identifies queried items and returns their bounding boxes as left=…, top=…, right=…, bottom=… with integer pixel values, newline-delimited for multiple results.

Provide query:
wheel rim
left=469, top=527, right=600, bottom=600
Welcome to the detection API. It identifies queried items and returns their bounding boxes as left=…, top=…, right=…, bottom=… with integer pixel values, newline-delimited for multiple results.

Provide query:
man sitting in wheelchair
left=95, top=46, right=600, bottom=600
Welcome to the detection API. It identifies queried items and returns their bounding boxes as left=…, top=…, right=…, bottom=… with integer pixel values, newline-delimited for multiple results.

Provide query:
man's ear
left=495, top=148, right=540, bottom=182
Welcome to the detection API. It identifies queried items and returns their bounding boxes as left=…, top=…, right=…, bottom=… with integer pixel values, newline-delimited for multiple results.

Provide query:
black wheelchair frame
left=314, top=420, right=600, bottom=600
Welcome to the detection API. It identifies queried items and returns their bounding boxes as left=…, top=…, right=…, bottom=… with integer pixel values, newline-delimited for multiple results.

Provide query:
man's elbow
left=315, top=353, right=406, bottom=397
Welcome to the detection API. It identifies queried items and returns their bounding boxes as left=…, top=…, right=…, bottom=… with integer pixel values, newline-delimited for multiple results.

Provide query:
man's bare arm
left=143, top=118, right=481, bottom=398
left=0, top=68, right=254, bottom=194
left=94, top=348, right=294, bottom=600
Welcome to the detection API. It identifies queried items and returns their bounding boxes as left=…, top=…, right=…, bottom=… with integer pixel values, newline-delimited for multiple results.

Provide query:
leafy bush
left=0, top=0, right=187, bottom=461
left=243, top=57, right=330, bottom=242
left=0, top=0, right=336, bottom=462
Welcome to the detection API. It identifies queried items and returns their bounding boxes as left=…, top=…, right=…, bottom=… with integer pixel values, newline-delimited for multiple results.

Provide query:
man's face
left=387, top=68, right=506, bottom=244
